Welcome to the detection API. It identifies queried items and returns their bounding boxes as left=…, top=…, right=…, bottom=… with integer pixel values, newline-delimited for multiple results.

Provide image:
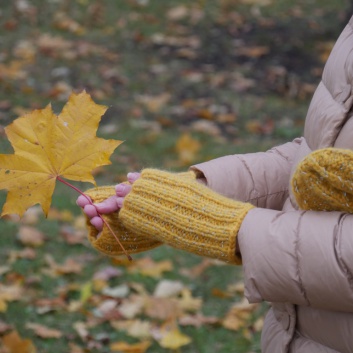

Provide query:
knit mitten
left=85, top=186, right=162, bottom=257
left=119, top=169, right=255, bottom=264
left=291, top=148, right=353, bottom=213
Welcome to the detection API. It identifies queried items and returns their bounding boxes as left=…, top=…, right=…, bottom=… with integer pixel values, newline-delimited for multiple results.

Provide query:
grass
left=0, top=0, right=351, bottom=352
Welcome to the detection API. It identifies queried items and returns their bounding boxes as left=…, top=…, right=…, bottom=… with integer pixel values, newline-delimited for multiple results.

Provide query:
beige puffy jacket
left=192, top=16, right=353, bottom=353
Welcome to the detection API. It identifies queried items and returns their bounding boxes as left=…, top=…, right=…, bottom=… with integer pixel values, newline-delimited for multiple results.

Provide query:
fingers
left=127, top=172, right=141, bottom=184
left=83, top=204, right=98, bottom=218
left=90, top=216, right=103, bottom=231
left=115, top=183, right=132, bottom=197
left=94, top=196, right=120, bottom=214
left=76, top=194, right=92, bottom=208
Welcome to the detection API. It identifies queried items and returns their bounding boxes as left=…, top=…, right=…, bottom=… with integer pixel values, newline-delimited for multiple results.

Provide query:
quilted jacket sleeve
left=190, top=138, right=302, bottom=210
left=238, top=208, right=353, bottom=312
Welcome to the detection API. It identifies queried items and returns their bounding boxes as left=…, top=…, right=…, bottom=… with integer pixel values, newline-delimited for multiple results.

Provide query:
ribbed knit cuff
left=85, top=186, right=162, bottom=256
left=120, top=169, right=255, bottom=264
left=292, top=148, right=353, bottom=213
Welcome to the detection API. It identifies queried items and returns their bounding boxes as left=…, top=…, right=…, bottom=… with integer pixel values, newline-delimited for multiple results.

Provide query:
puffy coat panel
left=304, top=19, right=353, bottom=150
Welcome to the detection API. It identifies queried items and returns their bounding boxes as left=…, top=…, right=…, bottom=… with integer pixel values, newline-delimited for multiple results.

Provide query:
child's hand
left=76, top=172, right=141, bottom=231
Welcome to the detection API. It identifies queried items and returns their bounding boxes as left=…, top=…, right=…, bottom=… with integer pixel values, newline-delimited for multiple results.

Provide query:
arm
left=191, top=138, right=303, bottom=209
left=239, top=207, right=353, bottom=312
left=238, top=147, right=353, bottom=312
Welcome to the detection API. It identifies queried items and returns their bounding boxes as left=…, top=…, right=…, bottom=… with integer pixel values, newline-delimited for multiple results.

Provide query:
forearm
left=191, top=138, right=303, bottom=209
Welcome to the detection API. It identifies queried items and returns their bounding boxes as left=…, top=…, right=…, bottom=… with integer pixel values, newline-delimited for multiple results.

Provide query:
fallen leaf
left=93, top=266, right=123, bottom=281
left=26, top=323, right=62, bottom=339
left=128, top=257, right=173, bottom=278
left=0, top=284, right=23, bottom=312
left=1, top=331, right=36, bottom=353
left=167, top=6, right=189, bottom=21
left=211, top=287, right=234, bottom=299
left=253, top=317, right=264, bottom=332
left=21, top=206, right=42, bottom=225
left=0, top=91, right=122, bottom=217
left=156, top=323, right=191, bottom=349
left=177, top=288, right=202, bottom=312
left=175, top=133, right=201, bottom=165
left=102, top=284, right=130, bottom=298
left=236, top=46, right=269, bottom=58
left=0, top=320, right=12, bottom=334
left=239, top=0, right=273, bottom=6
left=179, top=258, right=212, bottom=278
left=93, top=299, right=119, bottom=318
left=111, top=319, right=152, bottom=339
left=34, top=297, right=67, bottom=315
left=222, top=298, right=258, bottom=331
left=80, top=282, right=93, bottom=304
left=68, top=342, right=85, bottom=353
left=117, top=294, right=145, bottom=319
left=136, top=93, right=170, bottom=113
left=153, top=280, right=184, bottom=298
left=144, top=297, right=181, bottom=320
left=110, top=340, right=151, bottom=353
left=73, top=322, right=89, bottom=341
left=8, top=247, right=37, bottom=262
left=43, top=254, right=83, bottom=276
left=17, top=226, right=45, bottom=247
left=0, top=266, right=10, bottom=276
left=179, top=313, right=219, bottom=327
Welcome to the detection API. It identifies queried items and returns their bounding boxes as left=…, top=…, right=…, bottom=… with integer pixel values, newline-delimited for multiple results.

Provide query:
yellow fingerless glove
left=292, top=148, right=353, bottom=213
left=119, top=169, right=255, bottom=264
left=85, top=186, right=162, bottom=257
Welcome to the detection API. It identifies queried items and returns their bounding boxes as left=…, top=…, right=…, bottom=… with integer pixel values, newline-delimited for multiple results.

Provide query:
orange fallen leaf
left=1, top=330, right=36, bottom=353
left=110, top=340, right=151, bottom=353
left=0, top=91, right=122, bottom=217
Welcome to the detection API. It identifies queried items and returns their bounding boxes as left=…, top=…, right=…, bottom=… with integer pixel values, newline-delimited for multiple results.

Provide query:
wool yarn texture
left=85, top=185, right=162, bottom=256
left=292, top=148, right=353, bottom=213
left=119, top=169, right=255, bottom=264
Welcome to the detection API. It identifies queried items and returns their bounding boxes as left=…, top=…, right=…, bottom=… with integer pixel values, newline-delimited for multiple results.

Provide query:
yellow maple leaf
left=0, top=91, right=122, bottom=217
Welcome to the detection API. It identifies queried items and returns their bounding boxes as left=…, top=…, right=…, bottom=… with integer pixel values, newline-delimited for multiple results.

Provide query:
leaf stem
left=56, top=176, right=132, bottom=261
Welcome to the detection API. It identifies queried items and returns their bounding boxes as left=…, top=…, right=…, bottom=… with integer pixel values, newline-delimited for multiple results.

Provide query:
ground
left=0, top=1, right=350, bottom=352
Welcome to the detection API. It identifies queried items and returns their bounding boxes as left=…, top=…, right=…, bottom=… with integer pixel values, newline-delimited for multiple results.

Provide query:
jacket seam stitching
left=247, top=189, right=288, bottom=202
left=270, top=145, right=292, bottom=162
left=295, top=211, right=311, bottom=306
left=238, top=156, right=258, bottom=204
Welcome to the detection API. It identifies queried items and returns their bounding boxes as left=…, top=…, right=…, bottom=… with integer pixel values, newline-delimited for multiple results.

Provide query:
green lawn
left=0, top=1, right=350, bottom=352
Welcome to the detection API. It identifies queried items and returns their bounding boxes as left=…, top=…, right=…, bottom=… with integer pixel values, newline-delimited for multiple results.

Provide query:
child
left=77, top=17, right=353, bottom=353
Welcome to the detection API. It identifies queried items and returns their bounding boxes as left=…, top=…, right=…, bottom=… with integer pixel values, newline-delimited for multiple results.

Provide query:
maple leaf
left=0, top=91, right=122, bottom=217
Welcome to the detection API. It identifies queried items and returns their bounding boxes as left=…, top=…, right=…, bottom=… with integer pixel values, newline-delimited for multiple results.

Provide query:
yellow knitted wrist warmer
left=84, top=186, right=162, bottom=257
left=119, top=169, right=255, bottom=264
left=292, top=148, right=353, bottom=213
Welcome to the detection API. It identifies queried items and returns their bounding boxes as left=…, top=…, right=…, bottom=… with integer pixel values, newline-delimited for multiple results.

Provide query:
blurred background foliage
left=0, top=1, right=351, bottom=352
